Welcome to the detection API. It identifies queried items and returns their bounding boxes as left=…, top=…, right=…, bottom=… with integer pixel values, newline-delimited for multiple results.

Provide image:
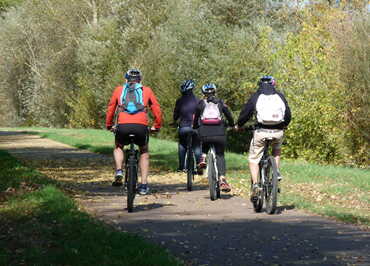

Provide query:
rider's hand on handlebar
left=150, top=126, right=160, bottom=133
left=107, top=125, right=116, bottom=133
left=233, top=125, right=243, bottom=132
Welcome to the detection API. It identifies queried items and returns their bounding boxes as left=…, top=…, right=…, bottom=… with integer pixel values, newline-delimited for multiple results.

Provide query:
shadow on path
left=1, top=130, right=369, bottom=266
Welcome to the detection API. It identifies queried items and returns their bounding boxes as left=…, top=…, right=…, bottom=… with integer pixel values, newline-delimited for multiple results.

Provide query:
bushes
left=0, top=1, right=368, bottom=167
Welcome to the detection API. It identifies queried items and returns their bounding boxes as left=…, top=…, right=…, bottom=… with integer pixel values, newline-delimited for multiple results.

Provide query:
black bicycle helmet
left=125, top=68, right=142, bottom=82
left=180, top=79, right=195, bottom=93
left=201, top=83, right=217, bottom=95
left=258, top=75, right=276, bottom=86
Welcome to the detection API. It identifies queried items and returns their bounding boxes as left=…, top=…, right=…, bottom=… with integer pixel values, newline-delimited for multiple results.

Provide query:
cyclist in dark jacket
left=236, top=75, right=291, bottom=202
left=193, top=83, right=235, bottom=192
left=173, top=80, right=201, bottom=173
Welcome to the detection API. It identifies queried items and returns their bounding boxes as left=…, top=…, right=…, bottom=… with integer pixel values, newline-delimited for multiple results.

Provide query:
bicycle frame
left=184, top=130, right=196, bottom=191
left=125, top=134, right=139, bottom=213
left=258, top=137, right=279, bottom=214
left=259, top=139, right=272, bottom=184
left=207, top=144, right=220, bottom=200
left=208, top=145, right=218, bottom=179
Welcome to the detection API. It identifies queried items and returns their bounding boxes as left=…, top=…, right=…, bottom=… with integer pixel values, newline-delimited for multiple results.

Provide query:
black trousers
left=201, top=135, right=226, bottom=177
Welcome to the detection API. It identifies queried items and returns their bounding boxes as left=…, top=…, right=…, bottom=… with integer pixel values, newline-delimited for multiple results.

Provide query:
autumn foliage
left=0, top=0, right=368, bottom=167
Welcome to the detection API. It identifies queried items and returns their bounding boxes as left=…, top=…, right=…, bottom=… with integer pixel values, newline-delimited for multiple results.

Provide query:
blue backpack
left=120, top=83, right=145, bottom=114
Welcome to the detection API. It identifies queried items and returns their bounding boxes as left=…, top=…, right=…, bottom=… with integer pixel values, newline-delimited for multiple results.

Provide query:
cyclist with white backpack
left=193, top=83, right=235, bottom=192
left=236, top=76, right=291, bottom=202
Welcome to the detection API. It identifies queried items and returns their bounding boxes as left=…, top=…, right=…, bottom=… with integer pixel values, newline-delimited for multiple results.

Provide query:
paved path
left=0, top=131, right=369, bottom=266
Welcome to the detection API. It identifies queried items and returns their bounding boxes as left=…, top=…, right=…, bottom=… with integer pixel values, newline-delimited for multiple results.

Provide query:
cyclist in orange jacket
left=106, top=69, right=162, bottom=195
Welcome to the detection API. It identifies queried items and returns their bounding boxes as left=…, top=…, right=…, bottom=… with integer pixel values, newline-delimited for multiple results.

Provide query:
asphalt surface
left=1, top=131, right=369, bottom=266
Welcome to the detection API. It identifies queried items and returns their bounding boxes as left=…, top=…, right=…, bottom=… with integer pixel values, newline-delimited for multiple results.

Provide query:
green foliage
left=0, top=1, right=368, bottom=166
left=0, top=0, right=22, bottom=14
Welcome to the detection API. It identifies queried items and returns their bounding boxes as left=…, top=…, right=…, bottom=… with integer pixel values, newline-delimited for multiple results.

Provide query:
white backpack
left=256, top=94, right=286, bottom=125
left=201, top=100, right=222, bottom=125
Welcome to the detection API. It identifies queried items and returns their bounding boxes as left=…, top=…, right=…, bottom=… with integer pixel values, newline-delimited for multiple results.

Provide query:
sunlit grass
left=0, top=148, right=181, bottom=265
left=1, top=126, right=369, bottom=227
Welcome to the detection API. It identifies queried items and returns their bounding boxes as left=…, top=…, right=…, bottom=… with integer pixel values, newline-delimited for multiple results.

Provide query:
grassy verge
left=0, top=149, right=180, bottom=265
left=1, top=127, right=369, bottom=228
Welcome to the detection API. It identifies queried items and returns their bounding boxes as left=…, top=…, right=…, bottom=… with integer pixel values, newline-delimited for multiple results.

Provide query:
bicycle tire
left=252, top=179, right=264, bottom=213
left=207, top=153, right=217, bottom=201
left=126, top=155, right=137, bottom=213
left=265, top=156, right=278, bottom=214
left=186, top=149, right=194, bottom=191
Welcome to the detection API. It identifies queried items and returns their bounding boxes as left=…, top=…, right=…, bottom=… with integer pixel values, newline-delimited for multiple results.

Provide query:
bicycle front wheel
left=186, top=149, right=194, bottom=191
left=264, top=156, right=279, bottom=214
left=207, top=154, right=218, bottom=201
left=126, top=157, right=138, bottom=213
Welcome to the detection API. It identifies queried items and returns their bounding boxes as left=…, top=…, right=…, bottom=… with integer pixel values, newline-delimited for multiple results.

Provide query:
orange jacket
left=106, top=85, right=162, bottom=129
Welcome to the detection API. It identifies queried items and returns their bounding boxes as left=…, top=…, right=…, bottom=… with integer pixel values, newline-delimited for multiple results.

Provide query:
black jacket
left=193, top=96, right=234, bottom=137
left=237, top=83, right=291, bottom=129
left=173, top=92, right=200, bottom=127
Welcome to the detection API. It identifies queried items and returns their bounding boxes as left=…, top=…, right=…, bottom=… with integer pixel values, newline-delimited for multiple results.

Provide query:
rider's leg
left=178, top=127, right=189, bottom=170
left=139, top=145, right=149, bottom=184
left=249, top=162, right=259, bottom=185
left=271, top=131, right=284, bottom=179
left=212, top=136, right=231, bottom=192
left=198, top=139, right=209, bottom=168
left=213, top=137, right=226, bottom=178
left=192, top=131, right=202, bottom=164
left=272, top=148, right=281, bottom=169
left=248, top=130, right=264, bottom=185
left=114, top=146, right=124, bottom=170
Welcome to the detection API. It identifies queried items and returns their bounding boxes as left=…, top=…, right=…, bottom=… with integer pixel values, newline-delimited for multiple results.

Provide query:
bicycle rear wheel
left=126, top=156, right=138, bottom=213
left=186, top=149, right=194, bottom=191
left=264, top=156, right=278, bottom=214
left=252, top=180, right=264, bottom=213
left=207, top=153, right=218, bottom=201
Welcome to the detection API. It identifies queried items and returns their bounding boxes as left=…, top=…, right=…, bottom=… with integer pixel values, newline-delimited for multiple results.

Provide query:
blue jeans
left=178, top=127, right=201, bottom=170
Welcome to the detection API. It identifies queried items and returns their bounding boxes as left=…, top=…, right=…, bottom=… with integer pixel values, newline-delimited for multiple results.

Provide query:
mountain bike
left=184, top=130, right=196, bottom=191
left=124, top=134, right=139, bottom=213
left=247, top=127, right=280, bottom=214
left=206, top=143, right=221, bottom=201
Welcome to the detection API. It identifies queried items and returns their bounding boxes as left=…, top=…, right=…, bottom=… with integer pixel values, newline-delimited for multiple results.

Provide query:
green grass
left=1, top=127, right=369, bottom=228
left=0, top=148, right=181, bottom=266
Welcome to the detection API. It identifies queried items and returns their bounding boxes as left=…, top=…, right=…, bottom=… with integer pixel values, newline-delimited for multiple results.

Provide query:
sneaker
left=250, top=184, right=260, bottom=203
left=198, top=155, right=207, bottom=169
left=112, top=169, right=124, bottom=187
left=220, top=179, right=231, bottom=192
left=137, top=184, right=150, bottom=195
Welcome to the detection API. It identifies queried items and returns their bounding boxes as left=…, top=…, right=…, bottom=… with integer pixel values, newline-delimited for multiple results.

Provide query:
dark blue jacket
left=173, top=92, right=199, bottom=127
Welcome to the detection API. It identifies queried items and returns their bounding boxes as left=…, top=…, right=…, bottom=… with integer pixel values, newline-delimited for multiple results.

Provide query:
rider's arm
left=192, top=101, right=203, bottom=129
left=282, top=95, right=291, bottom=127
left=105, top=87, right=120, bottom=129
left=147, top=88, right=162, bottom=129
left=236, top=92, right=258, bottom=127
left=173, top=98, right=180, bottom=123
left=221, top=101, right=235, bottom=127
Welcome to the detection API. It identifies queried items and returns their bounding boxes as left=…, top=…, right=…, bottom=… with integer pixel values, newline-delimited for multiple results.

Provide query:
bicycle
left=206, top=143, right=221, bottom=201
left=247, top=126, right=280, bottom=214
left=124, top=134, right=139, bottom=213
left=184, top=130, right=197, bottom=191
